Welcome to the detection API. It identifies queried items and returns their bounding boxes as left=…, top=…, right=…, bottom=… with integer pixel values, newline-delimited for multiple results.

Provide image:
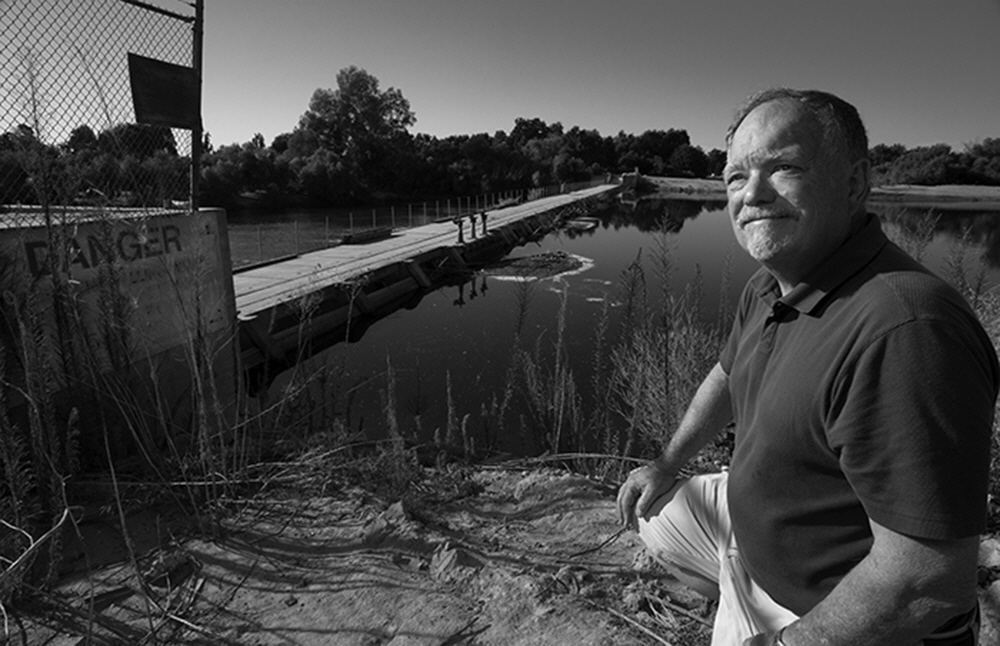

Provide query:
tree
left=97, top=123, right=177, bottom=159
left=299, top=66, right=415, bottom=192
left=668, top=144, right=709, bottom=178
left=706, top=148, right=727, bottom=177
left=66, top=125, right=97, bottom=154
left=509, top=117, right=562, bottom=147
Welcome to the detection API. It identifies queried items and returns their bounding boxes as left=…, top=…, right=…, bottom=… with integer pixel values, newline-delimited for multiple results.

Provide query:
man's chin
left=743, top=235, right=794, bottom=265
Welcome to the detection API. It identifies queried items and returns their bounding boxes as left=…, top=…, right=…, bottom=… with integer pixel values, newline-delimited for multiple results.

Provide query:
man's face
left=724, top=100, right=854, bottom=286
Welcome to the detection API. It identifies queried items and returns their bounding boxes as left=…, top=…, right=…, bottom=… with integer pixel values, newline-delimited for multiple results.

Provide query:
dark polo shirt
left=720, top=214, right=999, bottom=615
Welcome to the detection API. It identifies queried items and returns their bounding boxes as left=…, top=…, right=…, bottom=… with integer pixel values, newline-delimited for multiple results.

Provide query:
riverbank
left=643, top=176, right=1000, bottom=209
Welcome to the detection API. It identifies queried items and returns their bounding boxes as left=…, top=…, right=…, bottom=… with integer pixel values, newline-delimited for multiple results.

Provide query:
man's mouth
left=738, top=212, right=795, bottom=227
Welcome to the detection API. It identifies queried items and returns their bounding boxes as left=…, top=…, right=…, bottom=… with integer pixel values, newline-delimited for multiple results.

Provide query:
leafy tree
left=271, top=132, right=291, bottom=155
left=66, top=125, right=97, bottom=154
left=870, top=143, right=907, bottom=168
left=299, top=66, right=415, bottom=193
left=706, top=148, right=726, bottom=177
left=97, top=123, right=177, bottom=159
left=509, top=117, right=562, bottom=147
left=883, top=145, right=963, bottom=185
left=668, top=144, right=709, bottom=178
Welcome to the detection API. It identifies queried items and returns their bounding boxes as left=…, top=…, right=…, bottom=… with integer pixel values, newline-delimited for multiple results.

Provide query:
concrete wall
left=0, top=207, right=237, bottom=456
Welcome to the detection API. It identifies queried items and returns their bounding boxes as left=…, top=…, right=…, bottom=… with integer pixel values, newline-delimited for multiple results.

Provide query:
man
left=616, top=88, right=998, bottom=645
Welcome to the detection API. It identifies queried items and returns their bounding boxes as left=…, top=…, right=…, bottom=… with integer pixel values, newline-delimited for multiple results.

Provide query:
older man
left=617, top=88, right=998, bottom=645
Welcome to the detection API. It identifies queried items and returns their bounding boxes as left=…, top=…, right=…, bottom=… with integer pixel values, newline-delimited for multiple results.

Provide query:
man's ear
left=848, top=158, right=871, bottom=209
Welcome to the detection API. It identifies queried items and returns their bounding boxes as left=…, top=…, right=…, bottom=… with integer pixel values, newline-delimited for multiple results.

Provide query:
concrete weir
left=234, top=184, right=618, bottom=390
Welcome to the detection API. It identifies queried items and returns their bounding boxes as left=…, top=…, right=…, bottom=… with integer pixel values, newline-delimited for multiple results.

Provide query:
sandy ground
left=14, top=467, right=715, bottom=645
left=11, top=464, right=1000, bottom=645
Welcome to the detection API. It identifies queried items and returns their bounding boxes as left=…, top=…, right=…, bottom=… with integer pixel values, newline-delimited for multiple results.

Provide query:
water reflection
left=873, top=204, right=1000, bottom=281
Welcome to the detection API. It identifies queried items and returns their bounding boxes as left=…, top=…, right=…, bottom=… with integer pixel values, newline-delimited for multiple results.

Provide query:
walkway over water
left=232, top=184, right=618, bottom=385
left=233, top=185, right=616, bottom=320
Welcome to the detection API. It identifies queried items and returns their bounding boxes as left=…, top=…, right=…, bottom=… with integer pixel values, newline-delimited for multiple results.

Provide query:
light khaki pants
left=637, top=472, right=798, bottom=646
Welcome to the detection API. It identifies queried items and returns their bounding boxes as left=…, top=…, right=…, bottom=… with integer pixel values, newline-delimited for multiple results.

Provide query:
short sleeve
left=828, top=318, right=996, bottom=539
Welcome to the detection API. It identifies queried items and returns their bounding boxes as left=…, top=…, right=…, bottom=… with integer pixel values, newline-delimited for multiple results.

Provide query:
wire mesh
left=0, top=0, right=196, bottom=224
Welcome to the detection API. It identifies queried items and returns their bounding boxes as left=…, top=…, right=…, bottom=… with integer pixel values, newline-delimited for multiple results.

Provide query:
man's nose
left=743, top=171, right=775, bottom=205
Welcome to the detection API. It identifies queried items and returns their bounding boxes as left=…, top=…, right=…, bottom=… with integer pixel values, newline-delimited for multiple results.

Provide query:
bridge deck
left=232, top=185, right=616, bottom=320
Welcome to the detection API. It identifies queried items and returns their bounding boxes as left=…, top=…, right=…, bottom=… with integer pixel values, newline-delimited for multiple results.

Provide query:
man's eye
left=725, top=174, right=746, bottom=186
left=774, top=164, right=798, bottom=172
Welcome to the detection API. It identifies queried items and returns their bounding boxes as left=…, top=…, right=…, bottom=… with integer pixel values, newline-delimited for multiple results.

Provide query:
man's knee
left=635, top=473, right=730, bottom=599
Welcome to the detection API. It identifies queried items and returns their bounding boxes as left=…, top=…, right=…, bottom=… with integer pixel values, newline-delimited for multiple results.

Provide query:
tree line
left=2, top=66, right=998, bottom=212
left=871, top=140, right=1000, bottom=186
left=198, top=66, right=725, bottom=210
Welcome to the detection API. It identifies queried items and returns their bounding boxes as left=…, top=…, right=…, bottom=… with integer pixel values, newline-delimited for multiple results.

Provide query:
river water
left=228, top=197, right=1000, bottom=455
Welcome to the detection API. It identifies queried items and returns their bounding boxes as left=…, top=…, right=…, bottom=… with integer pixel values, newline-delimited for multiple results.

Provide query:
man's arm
left=755, top=520, right=979, bottom=646
left=617, top=361, right=732, bottom=529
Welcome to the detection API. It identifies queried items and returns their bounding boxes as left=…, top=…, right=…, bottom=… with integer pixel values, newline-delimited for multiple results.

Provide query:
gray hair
left=725, top=88, right=869, bottom=166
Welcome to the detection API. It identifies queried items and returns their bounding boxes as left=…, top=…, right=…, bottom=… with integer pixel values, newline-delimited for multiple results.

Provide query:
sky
left=193, top=0, right=1000, bottom=153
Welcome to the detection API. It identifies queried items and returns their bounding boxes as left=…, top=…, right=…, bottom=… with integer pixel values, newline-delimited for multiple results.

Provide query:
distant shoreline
left=643, top=176, right=1000, bottom=209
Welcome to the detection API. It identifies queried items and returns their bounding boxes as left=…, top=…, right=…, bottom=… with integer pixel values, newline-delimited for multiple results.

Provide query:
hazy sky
left=198, top=0, right=1000, bottom=152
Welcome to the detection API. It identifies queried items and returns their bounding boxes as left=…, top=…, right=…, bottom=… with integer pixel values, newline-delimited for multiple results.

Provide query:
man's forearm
left=657, top=361, right=732, bottom=471
left=779, top=523, right=979, bottom=645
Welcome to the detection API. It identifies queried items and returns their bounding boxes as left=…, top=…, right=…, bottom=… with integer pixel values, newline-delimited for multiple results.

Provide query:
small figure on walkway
left=480, top=211, right=488, bottom=236
left=453, top=217, right=464, bottom=244
left=468, top=214, right=477, bottom=239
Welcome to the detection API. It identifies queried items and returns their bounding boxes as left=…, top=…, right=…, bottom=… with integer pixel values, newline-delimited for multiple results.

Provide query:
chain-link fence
left=0, top=0, right=197, bottom=221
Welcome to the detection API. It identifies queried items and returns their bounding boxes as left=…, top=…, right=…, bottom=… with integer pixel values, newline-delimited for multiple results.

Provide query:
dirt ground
left=11, top=464, right=1000, bottom=645
left=12, top=466, right=717, bottom=646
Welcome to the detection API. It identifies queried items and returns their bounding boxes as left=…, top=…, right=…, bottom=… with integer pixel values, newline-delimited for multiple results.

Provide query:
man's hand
left=616, top=461, right=679, bottom=530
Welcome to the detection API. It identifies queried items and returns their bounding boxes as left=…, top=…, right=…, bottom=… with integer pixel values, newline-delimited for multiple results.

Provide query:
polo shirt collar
left=750, top=214, right=889, bottom=316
